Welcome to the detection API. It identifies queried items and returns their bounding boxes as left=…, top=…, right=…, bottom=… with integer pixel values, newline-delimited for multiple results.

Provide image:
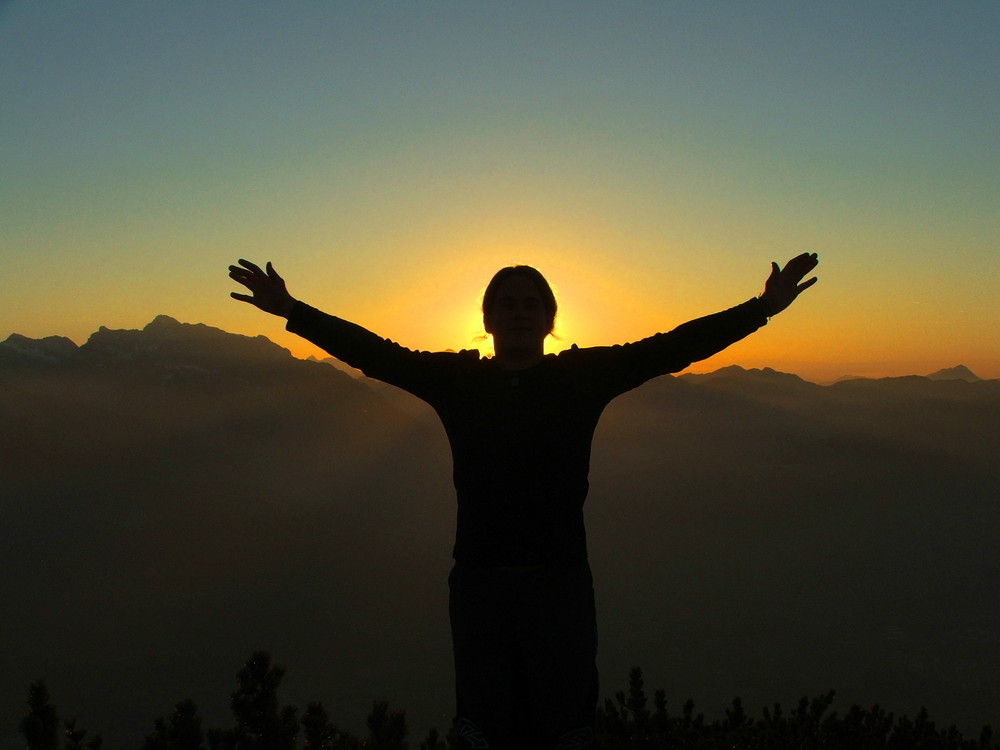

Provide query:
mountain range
left=2, top=316, right=998, bottom=746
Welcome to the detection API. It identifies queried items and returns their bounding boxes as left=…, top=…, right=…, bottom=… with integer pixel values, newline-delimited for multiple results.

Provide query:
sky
left=2, top=1, right=998, bottom=383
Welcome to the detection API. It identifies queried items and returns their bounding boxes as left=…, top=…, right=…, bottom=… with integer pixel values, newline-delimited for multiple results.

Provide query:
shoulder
left=437, top=347, right=485, bottom=364
left=548, top=343, right=627, bottom=376
left=421, top=347, right=483, bottom=370
left=548, top=338, right=674, bottom=396
left=404, top=347, right=487, bottom=383
left=551, top=340, right=654, bottom=364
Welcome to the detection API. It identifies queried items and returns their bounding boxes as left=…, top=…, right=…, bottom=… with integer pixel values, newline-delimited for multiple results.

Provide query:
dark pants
left=448, top=560, right=598, bottom=750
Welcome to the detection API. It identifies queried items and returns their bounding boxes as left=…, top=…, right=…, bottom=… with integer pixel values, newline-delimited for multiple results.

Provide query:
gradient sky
left=3, top=1, right=998, bottom=382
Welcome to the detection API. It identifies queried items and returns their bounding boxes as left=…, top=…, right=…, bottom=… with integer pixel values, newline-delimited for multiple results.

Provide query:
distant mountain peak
left=79, top=316, right=295, bottom=372
left=714, top=364, right=748, bottom=375
left=715, top=364, right=800, bottom=379
left=926, top=365, right=980, bottom=382
left=145, top=314, right=184, bottom=331
left=680, top=364, right=808, bottom=385
left=1, top=317, right=298, bottom=379
left=0, top=332, right=79, bottom=366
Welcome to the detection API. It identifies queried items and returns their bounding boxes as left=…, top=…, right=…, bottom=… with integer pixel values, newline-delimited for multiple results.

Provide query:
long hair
left=481, top=265, right=557, bottom=335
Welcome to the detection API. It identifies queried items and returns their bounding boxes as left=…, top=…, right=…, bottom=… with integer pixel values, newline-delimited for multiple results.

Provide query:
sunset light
left=3, top=0, right=997, bottom=382
left=3, top=3, right=1000, bottom=746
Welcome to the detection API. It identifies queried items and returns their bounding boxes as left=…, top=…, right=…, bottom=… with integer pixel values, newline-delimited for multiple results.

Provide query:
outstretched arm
left=229, top=258, right=453, bottom=395
left=758, top=252, right=819, bottom=316
left=228, top=259, right=297, bottom=318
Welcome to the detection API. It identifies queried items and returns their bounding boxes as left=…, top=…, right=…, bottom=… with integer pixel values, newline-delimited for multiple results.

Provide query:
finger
left=797, top=276, right=818, bottom=292
left=230, top=292, right=254, bottom=303
left=793, top=253, right=819, bottom=275
left=784, top=256, right=818, bottom=282
left=767, top=261, right=781, bottom=281
left=238, top=258, right=266, bottom=277
left=786, top=252, right=816, bottom=267
left=266, top=261, right=284, bottom=283
left=229, top=270, right=255, bottom=289
left=784, top=255, right=810, bottom=274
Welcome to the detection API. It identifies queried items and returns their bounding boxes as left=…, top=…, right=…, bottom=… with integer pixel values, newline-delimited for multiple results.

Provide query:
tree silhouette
left=597, top=667, right=675, bottom=748
left=20, top=681, right=60, bottom=750
left=143, top=699, right=206, bottom=750
left=211, top=651, right=299, bottom=750
left=171, top=700, right=206, bottom=750
left=301, top=702, right=356, bottom=750
left=416, top=726, right=447, bottom=750
left=364, top=700, right=407, bottom=750
left=17, top=654, right=1000, bottom=750
left=62, top=719, right=88, bottom=750
left=649, top=689, right=669, bottom=741
left=143, top=717, right=172, bottom=750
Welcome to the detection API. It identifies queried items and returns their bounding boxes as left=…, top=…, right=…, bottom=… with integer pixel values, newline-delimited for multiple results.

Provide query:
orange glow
left=226, top=243, right=998, bottom=385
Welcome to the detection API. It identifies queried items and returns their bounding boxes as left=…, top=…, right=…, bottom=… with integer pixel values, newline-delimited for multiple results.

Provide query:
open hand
left=760, top=253, right=819, bottom=316
left=228, top=259, right=297, bottom=318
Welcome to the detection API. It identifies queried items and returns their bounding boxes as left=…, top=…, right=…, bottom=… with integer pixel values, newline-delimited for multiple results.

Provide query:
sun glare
left=444, top=254, right=679, bottom=356
left=293, top=239, right=707, bottom=364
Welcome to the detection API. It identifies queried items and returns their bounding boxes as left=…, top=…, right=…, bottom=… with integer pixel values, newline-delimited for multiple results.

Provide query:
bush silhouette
left=20, top=655, right=999, bottom=750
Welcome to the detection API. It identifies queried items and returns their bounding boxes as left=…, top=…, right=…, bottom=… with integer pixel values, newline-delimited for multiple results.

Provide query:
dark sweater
left=287, top=298, right=769, bottom=566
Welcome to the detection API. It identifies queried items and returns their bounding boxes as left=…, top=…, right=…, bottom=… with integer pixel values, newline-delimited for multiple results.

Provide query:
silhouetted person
left=228, top=253, right=819, bottom=750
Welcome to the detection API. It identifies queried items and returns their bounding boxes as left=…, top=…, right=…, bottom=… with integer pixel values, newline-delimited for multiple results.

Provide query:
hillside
left=2, top=319, right=999, bottom=746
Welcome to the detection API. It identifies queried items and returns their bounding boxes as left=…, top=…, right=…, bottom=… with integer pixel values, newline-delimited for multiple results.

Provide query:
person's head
left=482, top=266, right=557, bottom=344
